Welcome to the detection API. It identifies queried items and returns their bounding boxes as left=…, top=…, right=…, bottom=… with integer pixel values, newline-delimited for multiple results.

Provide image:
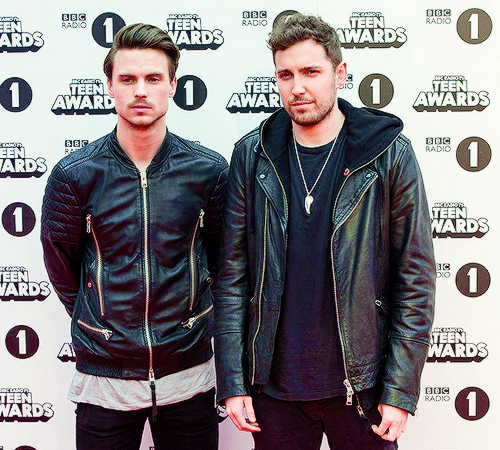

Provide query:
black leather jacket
left=41, top=129, right=228, bottom=381
left=214, top=99, right=435, bottom=414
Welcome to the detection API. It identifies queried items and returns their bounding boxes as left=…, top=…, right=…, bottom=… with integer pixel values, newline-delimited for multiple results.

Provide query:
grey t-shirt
left=68, top=357, right=215, bottom=410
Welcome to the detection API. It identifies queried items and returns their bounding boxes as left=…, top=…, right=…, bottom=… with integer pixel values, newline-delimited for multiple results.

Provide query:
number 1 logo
left=0, top=77, right=33, bottom=112
left=455, top=387, right=490, bottom=420
left=358, top=74, right=394, bottom=109
left=2, top=202, right=36, bottom=237
left=5, top=325, right=40, bottom=359
left=457, top=9, right=492, bottom=44
left=91, top=13, right=126, bottom=48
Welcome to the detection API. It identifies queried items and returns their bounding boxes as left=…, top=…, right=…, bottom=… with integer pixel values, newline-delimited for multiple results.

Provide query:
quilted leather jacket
left=214, top=99, right=435, bottom=414
left=41, top=129, right=228, bottom=381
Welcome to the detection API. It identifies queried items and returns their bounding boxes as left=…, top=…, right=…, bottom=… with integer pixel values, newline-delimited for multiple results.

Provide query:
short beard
left=285, top=92, right=336, bottom=128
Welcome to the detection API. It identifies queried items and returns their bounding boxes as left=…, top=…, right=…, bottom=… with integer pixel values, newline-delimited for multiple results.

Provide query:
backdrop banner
left=1, top=1, right=498, bottom=449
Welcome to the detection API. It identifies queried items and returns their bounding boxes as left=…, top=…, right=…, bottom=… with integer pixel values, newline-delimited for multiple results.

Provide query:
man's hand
left=371, top=403, right=408, bottom=442
left=225, top=395, right=261, bottom=432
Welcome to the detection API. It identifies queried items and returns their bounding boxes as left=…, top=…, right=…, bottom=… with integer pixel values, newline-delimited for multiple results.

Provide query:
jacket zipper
left=250, top=125, right=289, bottom=385
left=330, top=148, right=390, bottom=411
left=330, top=179, right=375, bottom=407
left=86, top=214, right=105, bottom=317
left=77, top=318, right=112, bottom=340
left=188, top=209, right=205, bottom=311
left=251, top=197, right=268, bottom=385
left=182, top=304, right=213, bottom=329
left=140, top=171, right=157, bottom=421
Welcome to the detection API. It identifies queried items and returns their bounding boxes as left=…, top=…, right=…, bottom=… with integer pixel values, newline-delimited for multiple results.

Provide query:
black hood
left=260, top=98, right=403, bottom=171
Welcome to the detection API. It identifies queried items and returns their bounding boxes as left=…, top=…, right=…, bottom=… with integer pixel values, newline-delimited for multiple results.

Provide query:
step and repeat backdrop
left=1, top=0, right=498, bottom=449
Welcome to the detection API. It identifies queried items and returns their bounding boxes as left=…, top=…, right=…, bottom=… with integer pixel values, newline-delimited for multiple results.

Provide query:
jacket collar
left=108, top=127, right=174, bottom=170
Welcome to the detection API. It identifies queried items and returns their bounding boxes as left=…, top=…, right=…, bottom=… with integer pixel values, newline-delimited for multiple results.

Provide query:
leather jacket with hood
left=214, top=98, right=435, bottom=415
left=41, top=129, right=228, bottom=383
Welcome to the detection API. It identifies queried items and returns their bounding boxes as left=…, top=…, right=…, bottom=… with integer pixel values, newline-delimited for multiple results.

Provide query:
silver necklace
left=293, top=118, right=344, bottom=215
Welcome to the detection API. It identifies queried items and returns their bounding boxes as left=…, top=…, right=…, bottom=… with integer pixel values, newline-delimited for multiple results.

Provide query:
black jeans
left=76, top=388, right=218, bottom=450
left=252, top=392, right=398, bottom=450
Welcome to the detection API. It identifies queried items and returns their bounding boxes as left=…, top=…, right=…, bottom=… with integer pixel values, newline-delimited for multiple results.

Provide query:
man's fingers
left=225, top=396, right=261, bottom=432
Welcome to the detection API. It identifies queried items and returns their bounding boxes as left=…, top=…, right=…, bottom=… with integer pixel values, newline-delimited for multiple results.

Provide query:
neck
left=293, top=106, right=344, bottom=148
left=116, top=119, right=167, bottom=172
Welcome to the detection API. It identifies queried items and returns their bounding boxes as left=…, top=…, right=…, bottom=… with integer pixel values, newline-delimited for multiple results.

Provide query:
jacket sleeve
left=202, top=160, right=229, bottom=282
left=213, top=145, right=252, bottom=403
left=40, top=165, right=84, bottom=316
left=380, top=138, right=436, bottom=414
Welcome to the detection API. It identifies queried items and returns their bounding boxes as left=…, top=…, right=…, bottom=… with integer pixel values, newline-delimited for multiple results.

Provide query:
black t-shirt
left=263, top=126, right=348, bottom=401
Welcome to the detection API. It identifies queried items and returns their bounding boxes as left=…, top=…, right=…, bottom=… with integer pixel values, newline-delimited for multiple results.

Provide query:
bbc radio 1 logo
left=242, top=11, right=268, bottom=27
left=226, top=77, right=281, bottom=113
left=336, top=12, right=407, bottom=48
left=424, top=387, right=450, bottom=402
left=62, top=13, right=87, bottom=29
left=0, top=266, right=50, bottom=302
left=425, top=137, right=451, bottom=153
left=431, top=202, right=489, bottom=238
left=52, top=79, right=115, bottom=115
left=427, top=327, right=488, bottom=363
left=65, top=139, right=89, bottom=155
left=0, top=388, right=54, bottom=422
left=166, top=14, right=224, bottom=50
left=426, top=386, right=490, bottom=423
left=426, top=9, right=452, bottom=25
left=0, top=17, right=44, bottom=53
left=425, top=136, right=491, bottom=172
left=413, top=75, right=490, bottom=112
left=0, top=143, right=47, bottom=178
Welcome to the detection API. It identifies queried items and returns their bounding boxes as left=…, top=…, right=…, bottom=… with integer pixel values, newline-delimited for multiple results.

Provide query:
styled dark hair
left=268, top=13, right=342, bottom=67
left=103, top=23, right=180, bottom=81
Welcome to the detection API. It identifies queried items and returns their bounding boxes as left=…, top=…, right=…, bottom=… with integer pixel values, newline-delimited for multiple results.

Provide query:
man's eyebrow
left=276, top=64, right=323, bottom=73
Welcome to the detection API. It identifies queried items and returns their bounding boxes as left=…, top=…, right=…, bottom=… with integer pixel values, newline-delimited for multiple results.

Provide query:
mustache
left=288, top=96, right=315, bottom=105
left=129, top=100, right=153, bottom=107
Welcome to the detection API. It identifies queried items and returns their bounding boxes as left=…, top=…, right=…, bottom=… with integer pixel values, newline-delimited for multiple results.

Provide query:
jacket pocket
left=188, top=209, right=206, bottom=311
left=86, top=214, right=105, bottom=317
left=77, top=318, right=113, bottom=341
left=181, top=303, right=214, bottom=330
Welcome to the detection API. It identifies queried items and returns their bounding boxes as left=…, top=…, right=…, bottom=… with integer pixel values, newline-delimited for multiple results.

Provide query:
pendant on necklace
left=305, top=194, right=314, bottom=215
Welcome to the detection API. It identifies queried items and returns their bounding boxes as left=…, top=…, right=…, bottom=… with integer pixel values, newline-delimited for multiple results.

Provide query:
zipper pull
left=149, top=369, right=157, bottom=422
left=102, top=329, right=112, bottom=341
left=182, top=317, right=196, bottom=329
left=343, top=379, right=354, bottom=406
left=140, top=171, right=148, bottom=188
left=86, top=214, right=91, bottom=233
left=199, top=209, right=205, bottom=227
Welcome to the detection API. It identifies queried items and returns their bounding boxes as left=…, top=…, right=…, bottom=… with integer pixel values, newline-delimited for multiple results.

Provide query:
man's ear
left=107, top=78, right=114, bottom=98
left=335, top=62, right=348, bottom=89
left=169, top=77, right=178, bottom=98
